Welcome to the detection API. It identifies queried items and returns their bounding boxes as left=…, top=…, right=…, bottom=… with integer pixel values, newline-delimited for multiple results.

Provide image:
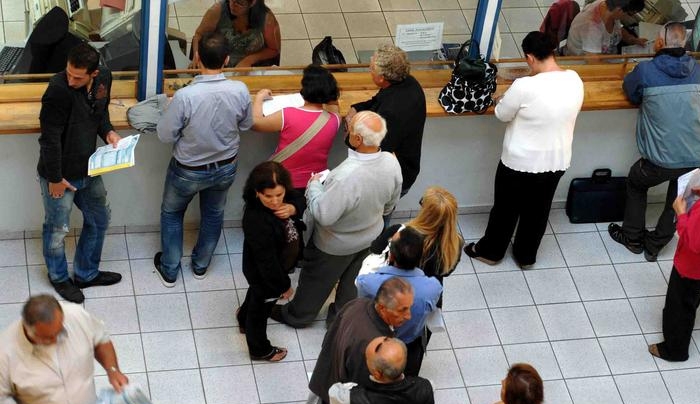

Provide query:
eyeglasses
left=374, top=336, right=391, bottom=353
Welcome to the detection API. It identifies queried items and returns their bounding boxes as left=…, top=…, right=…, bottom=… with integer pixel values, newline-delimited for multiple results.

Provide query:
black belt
left=176, top=155, right=237, bottom=171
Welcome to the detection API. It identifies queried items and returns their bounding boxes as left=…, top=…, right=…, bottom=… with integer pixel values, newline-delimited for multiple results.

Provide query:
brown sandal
left=251, top=346, right=287, bottom=362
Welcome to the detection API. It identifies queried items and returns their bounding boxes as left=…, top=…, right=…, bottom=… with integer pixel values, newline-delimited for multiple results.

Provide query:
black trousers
left=404, top=330, right=428, bottom=377
left=476, top=161, right=564, bottom=265
left=658, top=266, right=700, bottom=361
left=238, top=287, right=276, bottom=358
left=622, top=158, right=693, bottom=255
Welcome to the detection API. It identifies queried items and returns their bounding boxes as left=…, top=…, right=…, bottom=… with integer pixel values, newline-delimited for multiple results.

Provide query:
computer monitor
left=99, top=0, right=142, bottom=42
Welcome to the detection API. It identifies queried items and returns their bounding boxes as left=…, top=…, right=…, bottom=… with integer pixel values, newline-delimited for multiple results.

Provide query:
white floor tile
left=502, top=342, right=562, bottom=380
left=614, top=372, right=673, bottom=404
left=0, top=266, right=29, bottom=304
left=142, top=330, right=198, bottom=371
left=201, top=365, right=259, bottom=404
left=253, top=361, right=310, bottom=403
left=295, top=320, right=327, bottom=361
left=629, top=296, right=665, bottom=334
left=85, top=296, right=140, bottom=334
left=584, top=299, right=641, bottom=337
left=528, top=234, right=566, bottom=269
left=455, top=346, right=509, bottom=386
left=557, top=232, right=611, bottom=267
left=136, top=293, right=192, bottom=332
left=661, top=368, right=700, bottom=404
left=458, top=213, right=489, bottom=240
left=187, top=290, right=238, bottom=329
left=548, top=209, right=597, bottom=234
left=126, top=232, right=161, bottom=260
left=419, top=349, right=464, bottom=389
left=478, top=271, right=533, bottom=307
left=543, top=380, right=572, bottom=404
left=182, top=255, right=235, bottom=292
left=442, top=274, right=486, bottom=311
left=538, top=303, right=595, bottom=340
left=551, top=339, right=610, bottom=378
left=524, top=267, right=580, bottom=304
left=194, top=327, right=250, bottom=367
left=130, top=258, right=185, bottom=295
left=444, top=309, right=500, bottom=348
left=0, top=239, right=26, bottom=266
left=101, top=233, right=129, bottom=261
left=598, top=335, right=658, bottom=374
left=566, top=376, right=623, bottom=404
left=614, top=262, right=668, bottom=298
left=491, top=306, right=548, bottom=345
left=466, top=385, right=501, bottom=404
left=0, top=303, right=22, bottom=330
left=107, top=333, right=146, bottom=374
left=223, top=228, right=244, bottom=254
left=148, top=369, right=205, bottom=404
left=183, top=230, right=227, bottom=257
left=433, top=388, right=471, bottom=404
left=569, top=265, right=626, bottom=301
left=644, top=333, right=700, bottom=371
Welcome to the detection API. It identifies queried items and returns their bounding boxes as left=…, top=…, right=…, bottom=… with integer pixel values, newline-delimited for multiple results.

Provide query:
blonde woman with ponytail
left=369, top=186, right=464, bottom=306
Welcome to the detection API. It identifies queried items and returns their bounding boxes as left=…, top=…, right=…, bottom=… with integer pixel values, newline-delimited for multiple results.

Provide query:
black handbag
left=438, top=39, right=497, bottom=114
left=312, top=36, right=347, bottom=72
left=565, top=168, right=627, bottom=223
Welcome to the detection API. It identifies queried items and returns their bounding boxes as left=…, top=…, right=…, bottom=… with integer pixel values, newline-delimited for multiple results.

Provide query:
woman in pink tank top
left=252, top=65, right=341, bottom=191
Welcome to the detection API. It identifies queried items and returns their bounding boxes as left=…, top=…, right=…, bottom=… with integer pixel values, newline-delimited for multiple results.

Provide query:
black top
left=352, top=75, right=426, bottom=191
left=37, top=69, right=114, bottom=182
left=350, top=376, right=435, bottom=404
left=241, top=189, right=306, bottom=298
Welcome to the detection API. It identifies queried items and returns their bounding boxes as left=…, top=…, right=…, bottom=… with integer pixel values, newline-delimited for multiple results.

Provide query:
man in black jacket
left=328, top=336, right=435, bottom=404
left=347, top=45, right=426, bottom=198
left=37, top=43, right=122, bottom=304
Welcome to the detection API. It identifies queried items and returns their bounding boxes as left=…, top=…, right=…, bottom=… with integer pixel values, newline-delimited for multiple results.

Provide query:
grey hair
left=22, top=294, right=62, bottom=326
left=368, top=337, right=407, bottom=380
left=373, top=45, right=410, bottom=82
left=352, top=110, right=387, bottom=147
left=375, top=276, right=413, bottom=309
left=659, top=22, right=687, bottom=48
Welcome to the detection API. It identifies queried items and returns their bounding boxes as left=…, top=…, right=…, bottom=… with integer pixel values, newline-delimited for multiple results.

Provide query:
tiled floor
left=1, top=0, right=698, bottom=63
left=0, top=206, right=698, bottom=404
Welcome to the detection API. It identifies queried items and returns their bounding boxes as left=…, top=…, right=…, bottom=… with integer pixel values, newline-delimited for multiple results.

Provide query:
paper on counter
left=262, top=93, right=304, bottom=116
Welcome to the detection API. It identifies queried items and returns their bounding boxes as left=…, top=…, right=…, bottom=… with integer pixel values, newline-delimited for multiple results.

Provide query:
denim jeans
left=160, top=158, right=237, bottom=280
left=40, top=175, right=110, bottom=283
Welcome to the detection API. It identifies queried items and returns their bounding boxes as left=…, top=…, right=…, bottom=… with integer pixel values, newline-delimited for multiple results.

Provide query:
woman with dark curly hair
left=191, top=0, right=280, bottom=67
left=236, top=161, right=305, bottom=362
left=496, top=363, right=544, bottom=404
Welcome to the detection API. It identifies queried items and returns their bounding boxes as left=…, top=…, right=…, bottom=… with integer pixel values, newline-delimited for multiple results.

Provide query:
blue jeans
left=40, top=175, right=110, bottom=283
left=160, top=158, right=237, bottom=279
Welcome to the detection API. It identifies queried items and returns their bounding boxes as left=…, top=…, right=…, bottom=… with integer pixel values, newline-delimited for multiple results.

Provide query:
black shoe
left=75, top=271, right=122, bottom=288
left=644, top=248, right=658, bottom=262
left=463, top=242, right=498, bottom=265
left=50, top=279, right=85, bottom=303
left=607, top=223, right=643, bottom=254
left=192, top=265, right=208, bottom=280
left=153, top=252, right=176, bottom=288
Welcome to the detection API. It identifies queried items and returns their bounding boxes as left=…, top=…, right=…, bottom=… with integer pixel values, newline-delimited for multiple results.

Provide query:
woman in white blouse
left=464, top=31, right=584, bottom=269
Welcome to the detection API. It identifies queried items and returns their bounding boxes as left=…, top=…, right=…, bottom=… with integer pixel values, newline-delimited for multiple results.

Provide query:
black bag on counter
left=438, top=39, right=497, bottom=114
left=312, top=36, right=347, bottom=72
left=566, top=168, right=627, bottom=223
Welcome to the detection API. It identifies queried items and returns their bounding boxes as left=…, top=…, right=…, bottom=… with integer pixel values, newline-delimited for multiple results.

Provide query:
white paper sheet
left=262, top=93, right=305, bottom=116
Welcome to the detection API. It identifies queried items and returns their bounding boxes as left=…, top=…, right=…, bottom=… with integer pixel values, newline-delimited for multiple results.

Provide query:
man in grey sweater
left=272, top=111, right=403, bottom=328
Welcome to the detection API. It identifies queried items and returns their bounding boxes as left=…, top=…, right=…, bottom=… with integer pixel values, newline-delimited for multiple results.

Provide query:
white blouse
left=495, top=69, right=584, bottom=173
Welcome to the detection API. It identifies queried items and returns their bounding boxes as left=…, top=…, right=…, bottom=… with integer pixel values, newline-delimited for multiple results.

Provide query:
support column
left=469, top=0, right=502, bottom=60
left=137, top=0, right=168, bottom=100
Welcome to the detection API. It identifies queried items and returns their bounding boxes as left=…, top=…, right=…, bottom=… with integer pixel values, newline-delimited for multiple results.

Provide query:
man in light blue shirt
left=356, top=226, right=442, bottom=377
left=154, top=31, right=253, bottom=287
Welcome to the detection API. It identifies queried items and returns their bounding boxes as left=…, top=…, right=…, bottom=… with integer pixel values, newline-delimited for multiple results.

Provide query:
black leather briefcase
left=565, top=168, right=627, bottom=223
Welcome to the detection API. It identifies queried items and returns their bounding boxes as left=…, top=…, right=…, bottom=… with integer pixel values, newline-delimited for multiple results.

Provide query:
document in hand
left=677, top=168, right=700, bottom=210
left=88, top=134, right=141, bottom=177
left=262, top=93, right=304, bottom=116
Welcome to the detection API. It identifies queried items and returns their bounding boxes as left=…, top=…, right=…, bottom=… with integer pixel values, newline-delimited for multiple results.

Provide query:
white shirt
left=0, top=302, right=110, bottom=404
left=495, top=69, right=584, bottom=173
left=566, top=0, right=622, bottom=55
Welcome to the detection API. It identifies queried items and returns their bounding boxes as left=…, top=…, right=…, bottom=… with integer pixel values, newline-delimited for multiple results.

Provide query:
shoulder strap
left=270, top=110, right=331, bottom=163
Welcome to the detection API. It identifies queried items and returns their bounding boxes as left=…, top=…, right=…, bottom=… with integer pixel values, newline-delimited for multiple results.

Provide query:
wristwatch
left=107, top=366, right=119, bottom=373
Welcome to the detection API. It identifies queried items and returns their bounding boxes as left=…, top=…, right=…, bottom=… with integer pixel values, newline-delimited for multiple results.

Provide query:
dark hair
left=622, top=0, right=644, bottom=13
left=199, top=31, right=230, bottom=69
left=300, top=64, right=339, bottom=104
left=521, top=31, right=558, bottom=61
left=503, top=363, right=544, bottom=404
left=389, top=226, right=424, bottom=270
left=225, top=0, right=270, bottom=29
left=67, top=43, right=100, bottom=73
left=242, top=161, right=293, bottom=204
left=22, top=294, right=62, bottom=326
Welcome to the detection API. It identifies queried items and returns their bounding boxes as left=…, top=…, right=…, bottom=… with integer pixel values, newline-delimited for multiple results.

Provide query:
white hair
left=352, top=111, right=387, bottom=147
left=659, top=22, right=687, bottom=48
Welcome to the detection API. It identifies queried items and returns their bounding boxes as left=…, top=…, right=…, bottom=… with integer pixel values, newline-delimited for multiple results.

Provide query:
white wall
left=0, top=109, right=656, bottom=235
